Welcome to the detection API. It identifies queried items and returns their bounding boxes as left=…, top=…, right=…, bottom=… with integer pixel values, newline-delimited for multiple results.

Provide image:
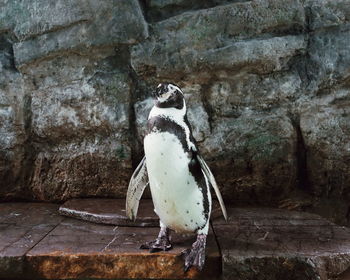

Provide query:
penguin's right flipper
left=126, top=156, right=149, bottom=221
left=197, top=155, right=228, bottom=221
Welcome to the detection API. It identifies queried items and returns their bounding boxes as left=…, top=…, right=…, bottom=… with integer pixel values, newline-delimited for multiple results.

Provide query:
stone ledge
left=1, top=200, right=350, bottom=280
left=214, top=208, right=350, bottom=280
left=25, top=222, right=220, bottom=280
left=0, top=201, right=220, bottom=280
left=0, top=203, right=65, bottom=278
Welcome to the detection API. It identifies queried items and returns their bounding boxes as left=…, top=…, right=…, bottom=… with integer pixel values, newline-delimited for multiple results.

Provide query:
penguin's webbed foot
left=140, top=236, right=172, bottom=252
left=140, top=227, right=172, bottom=253
left=182, top=234, right=207, bottom=272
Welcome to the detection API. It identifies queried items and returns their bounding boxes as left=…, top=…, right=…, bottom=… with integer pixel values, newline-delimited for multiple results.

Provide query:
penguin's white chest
left=144, top=131, right=208, bottom=233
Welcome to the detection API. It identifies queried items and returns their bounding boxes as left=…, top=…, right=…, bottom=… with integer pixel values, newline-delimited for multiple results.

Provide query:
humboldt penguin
left=126, top=83, right=227, bottom=271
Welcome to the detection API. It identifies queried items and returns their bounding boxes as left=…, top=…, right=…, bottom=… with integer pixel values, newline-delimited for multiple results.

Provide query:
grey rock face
left=0, top=0, right=349, bottom=226
left=131, top=0, right=306, bottom=78
left=28, top=50, right=130, bottom=141
left=0, top=0, right=144, bottom=201
left=24, top=47, right=133, bottom=201
left=131, top=0, right=350, bottom=219
left=12, top=0, right=148, bottom=67
left=202, top=112, right=297, bottom=203
left=300, top=90, right=350, bottom=207
left=307, top=27, right=350, bottom=91
left=0, top=0, right=91, bottom=40
left=308, top=0, right=350, bottom=30
left=0, top=35, right=27, bottom=199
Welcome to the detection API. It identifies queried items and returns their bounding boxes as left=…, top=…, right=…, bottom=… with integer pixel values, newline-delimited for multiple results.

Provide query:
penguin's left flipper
left=126, top=156, right=149, bottom=221
left=196, top=154, right=228, bottom=221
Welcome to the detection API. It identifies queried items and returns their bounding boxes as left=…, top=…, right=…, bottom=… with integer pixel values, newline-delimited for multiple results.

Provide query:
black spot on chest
left=147, top=116, right=189, bottom=153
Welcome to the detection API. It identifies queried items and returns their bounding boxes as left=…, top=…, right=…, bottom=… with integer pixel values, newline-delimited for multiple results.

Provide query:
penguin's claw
left=140, top=237, right=172, bottom=253
left=181, top=234, right=207, bottom=272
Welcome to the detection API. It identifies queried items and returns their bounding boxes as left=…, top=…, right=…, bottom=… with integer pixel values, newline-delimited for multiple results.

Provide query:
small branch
left=102, top=226, right=119, bottom=252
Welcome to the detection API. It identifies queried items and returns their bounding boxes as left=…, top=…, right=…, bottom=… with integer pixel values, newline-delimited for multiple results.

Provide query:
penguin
left=126, top=83, right=227, bottom=271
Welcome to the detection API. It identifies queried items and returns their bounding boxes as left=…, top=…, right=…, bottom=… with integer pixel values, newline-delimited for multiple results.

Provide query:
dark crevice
left=0, top=33, right=19, bottom=73
left=128, top=59, right=146, bottom=170
left=138, top=0, right=150, bottom=23
left=286, top=4, right=314, bottom=197
left=200, top=82, right=215, bottom=133
left=304, top=5, right=312, bottom=35
left=17, top=19, right=90, bottom=42
left=23, top=94, right=32, bottom=133
left=15, top=92, right=37, bottom=200
left=0, top=29, right=19, bottom=43
left=289, top=114, right=311, bottom=194
left=286, top=6, right=314, bottom=92
left=286, top=4, right=313, bottom=197
left=145, top=0, right=251, bottom=23
left=303, top=6, right=314, bottom=90
left=7, top=43, right=18, bottom=72
left=106, top=45, right=145, bottom=171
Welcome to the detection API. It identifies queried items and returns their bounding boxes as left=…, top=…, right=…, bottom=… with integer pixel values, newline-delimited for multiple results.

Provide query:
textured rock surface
left=0, top=0, right=349, bottom=225
left=131, top=0, right=306, bottom=77
left=25, top=48, right=133, bottom=201
left=10, top=0, right=148, bottom=66
left=213, top=207, right=350, bottom=280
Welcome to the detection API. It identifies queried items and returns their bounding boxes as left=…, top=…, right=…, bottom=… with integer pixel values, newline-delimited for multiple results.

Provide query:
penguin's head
left=153, top=83, right=184, bottom=109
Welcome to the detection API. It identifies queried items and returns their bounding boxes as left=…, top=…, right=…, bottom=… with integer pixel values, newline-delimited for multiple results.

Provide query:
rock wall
left=0, top=0, right=349, bottom=224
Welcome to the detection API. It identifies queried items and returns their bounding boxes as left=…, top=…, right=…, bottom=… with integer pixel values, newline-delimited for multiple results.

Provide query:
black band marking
left=147, top=116, right=189, bottom=153
left=188, top=149, right=210, bottom=229
left=184, top=114, right=197, bottom=146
